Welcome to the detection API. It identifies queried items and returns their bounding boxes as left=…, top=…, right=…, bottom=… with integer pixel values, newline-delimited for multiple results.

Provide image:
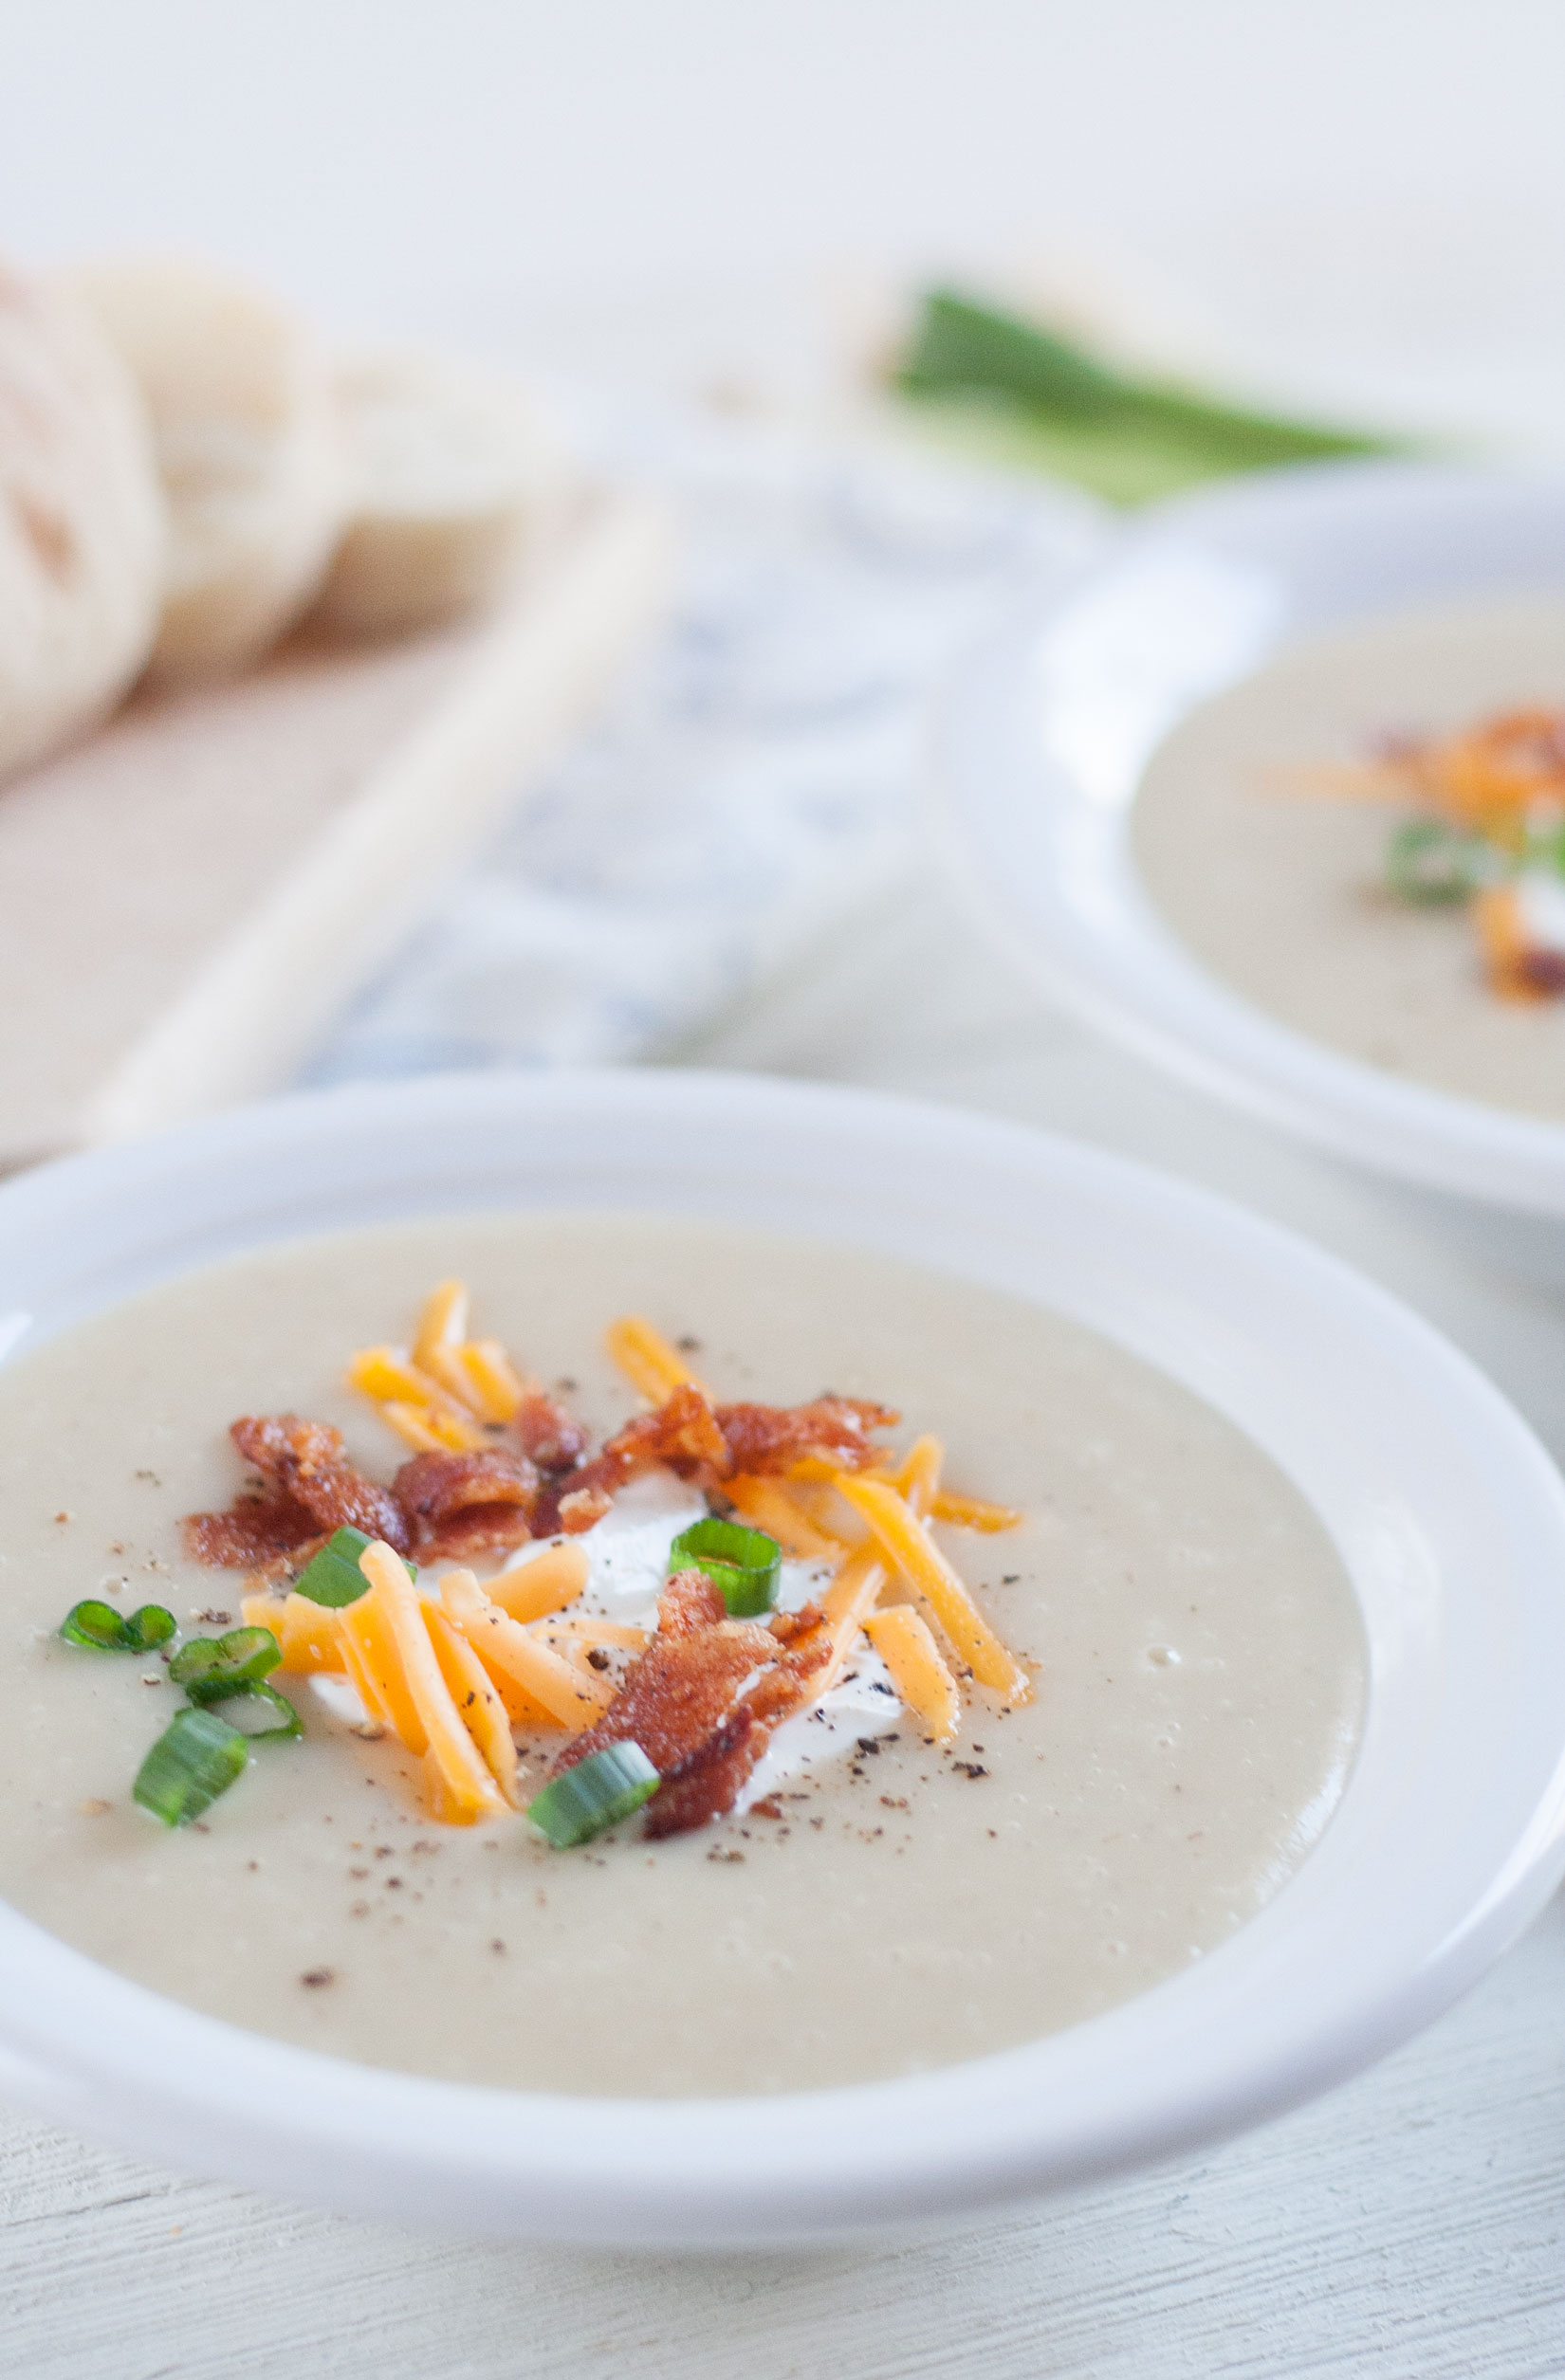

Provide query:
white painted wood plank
left=3, top=1892, right=1563, bottom=2378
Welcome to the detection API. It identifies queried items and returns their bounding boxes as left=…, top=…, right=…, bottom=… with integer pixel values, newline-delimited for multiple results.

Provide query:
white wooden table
left=7, top=854, right=1565, bottom=2376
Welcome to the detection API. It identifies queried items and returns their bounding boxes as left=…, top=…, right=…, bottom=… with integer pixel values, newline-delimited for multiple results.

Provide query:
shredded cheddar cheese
left=440, top=1569, right=615, bottom=1731
left=723, top=1474, right=849, bottom=1560
left=453, top=1339, right=526, bottom=1423
left=605, top=1315, right=707, bottom=1404
left=349, top=1281, right=528, bottom=1453
left=413, top=1278, right=470, bottom=1372
left=835, top=1474, right=1034, bottom=1707
left=346, top=1346, right=458, bottom=1413
left=486, top=1542, right=589, bottom=1623
left=929, top=1490, right=1022, bottom=1532
left=335, top=1563, right=429, bottom=1751
left=863, top=1604, right=961, bottom=1743
left=423, top=1593, right=523, bottom=1807
left=240, top=1589, right=341, bottom=1673
left=359, top=1543, right=504, bottom=1822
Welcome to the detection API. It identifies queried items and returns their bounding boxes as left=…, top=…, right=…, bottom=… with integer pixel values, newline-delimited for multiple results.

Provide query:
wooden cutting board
left=0, top=488, right=674, bottom=1169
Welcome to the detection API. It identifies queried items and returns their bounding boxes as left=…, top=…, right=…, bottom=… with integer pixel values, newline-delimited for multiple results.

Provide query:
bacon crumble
left=712, top=1395, right=897, bottom=1477
left=554, top=1570, right=830, bottom=1837
left=511, top=1389, right=589, bottom=1476
left=184, top=1415, right=412, bottom=1565
left=531, top=1385, right=894, bottom=1533
left=392, top=1447, right=537, bottom=1558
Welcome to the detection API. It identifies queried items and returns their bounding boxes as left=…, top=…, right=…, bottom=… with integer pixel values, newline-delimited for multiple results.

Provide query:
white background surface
left=5, top=6, right=1565, bottom=2371
left=5, top=0, right=1565, bottom=443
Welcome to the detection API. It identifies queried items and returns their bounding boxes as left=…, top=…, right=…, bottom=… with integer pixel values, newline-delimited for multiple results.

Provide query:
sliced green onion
left=893, top=290, right=1403, bottom=505
left=1386, top=817, right=1494, bottom=906
left=169, top=1625, right=281, bottom=1701
left=60, top=1599, right=176, bottom=1651
left=191, top=1679, right=302, bottom=1739
left=525, top=1743, right=661, bottom=1847
left=668, top=1516, right=782, bottom=1617
left=291, top=1525, right=414, bottom=1608
left=133, top=1707, right=249, bottom=1826
left=124, top=1604, right=176, bottom=1649
left=60, top=1599, right=136, bottom=1649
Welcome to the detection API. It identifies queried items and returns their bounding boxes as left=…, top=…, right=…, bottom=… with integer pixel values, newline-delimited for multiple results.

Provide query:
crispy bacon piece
left=532, top=1383, right=729, bottom=1530
left=392, top=1447, right=537, bottom=1558
left=554, top=1569, right=830, bottom=1837
left=533, top=1386, right=894, bottom=1533
left=712, top=1395, right=897, bottom=1476
left=184, top=1415, right=413, bottom=1565
left=557, top=1581, right=769, bottom=1776
left=512, top=1390, right=589, bottom=1476
left=658, top=1568, right=727, bottom=1636
left=182, top=1484, right=322, bottom=1570
left=556, top=1484, right=613, bottom=1534
left=766, top=1602, right=827, bottom=1647
left=642, top=1621, right=832, bottom=1837
left=644, top=1708, right=769, bottom=1839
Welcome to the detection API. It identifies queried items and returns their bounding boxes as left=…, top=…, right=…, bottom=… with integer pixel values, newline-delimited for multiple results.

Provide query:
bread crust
left=0, top=262, right=166, bottom=786
left=64, top=257, right=348, bottom=683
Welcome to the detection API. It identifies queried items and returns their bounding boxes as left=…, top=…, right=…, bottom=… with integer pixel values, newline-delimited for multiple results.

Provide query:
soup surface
left=1132, top=596, right=1565, bottom=1118
left=0, top=1213, right=1363, bottom=2095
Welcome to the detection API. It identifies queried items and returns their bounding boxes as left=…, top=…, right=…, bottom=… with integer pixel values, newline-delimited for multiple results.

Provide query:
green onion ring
left=668, top=1516, right=782, bottom=1617
left=133, top=1707, right=249, bottom=1826
left=124, top=1604, right=177, bottom=1650
left=189, top=1679, right=302, bottom=1739
left=525, top=1743, right=661, bottom=1847
left=169, top=1625, right=281, bottom=1701
left=60, top=1599, right=176, bottom=1651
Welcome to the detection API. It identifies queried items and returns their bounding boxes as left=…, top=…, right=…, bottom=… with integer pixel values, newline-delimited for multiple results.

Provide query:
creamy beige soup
left=0, top=1214, right=1363, bottom=2096
left=1133, top=596, right=1565, bottom=1120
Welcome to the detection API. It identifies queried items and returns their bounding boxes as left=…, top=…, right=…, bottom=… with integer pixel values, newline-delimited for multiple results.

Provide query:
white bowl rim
left=931, top=459, right=1565, bottom=1218
left=1, top=1064, right=1564, bottom=2248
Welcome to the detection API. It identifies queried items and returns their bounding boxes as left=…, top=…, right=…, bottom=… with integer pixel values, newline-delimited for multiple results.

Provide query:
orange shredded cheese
left=351, top=1281, right=527, bottom=1449
left=334, top=1621, right=398, bottom=1733
left=347, top=1346, right=458, bottom=1413
left=929, top=1490, right=1022, bottom=1532
left=241, top=1590, right=341, bottom=1674
left=605, top=1315, right=707, bottom=1403
left=384, top=1398, right=490, bottom=1454
left=335, top=1556, right=429, bottom=1751
left=358, top=1543, right=503, bottom=1822
left=835, top=1474, right=1033, bottom=1706
left=893, top=1433, right=943, bottom=1505
left=724, top=1474, right=849, bottom=1560
left=454, top=1339, right=526, bottom=1423
left=413, top=1278, right=470, bottom=1372
left=440, top=1570, right=615, bottom=1732
left=486, top=1541, right=590, bottom=1623
left=863, top=1605, right=961, bottom=1743
left=424, top=1593, right=523, bottom=1807
left=810, top=1445, right=943, bottom=1697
